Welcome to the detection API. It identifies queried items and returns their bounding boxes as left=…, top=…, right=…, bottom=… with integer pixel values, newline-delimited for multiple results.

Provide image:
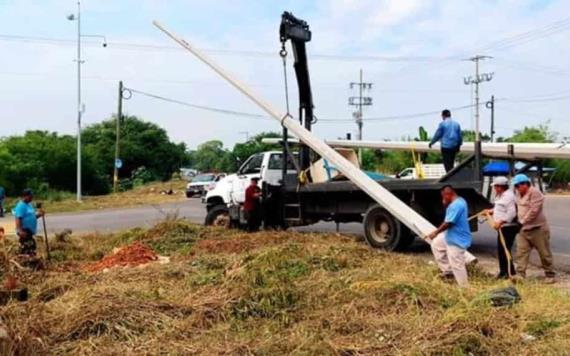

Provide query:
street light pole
left=75, top=0, right=82, bottom=202
left=67, top=1, right=106, bottom=201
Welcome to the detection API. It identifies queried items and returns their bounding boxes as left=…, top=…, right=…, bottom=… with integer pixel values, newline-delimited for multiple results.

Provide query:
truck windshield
left=268, top=153, right=297, bottom=170
left=193, top=174, right=215, bottom=182
left=239, top=154, right=263, bottom=175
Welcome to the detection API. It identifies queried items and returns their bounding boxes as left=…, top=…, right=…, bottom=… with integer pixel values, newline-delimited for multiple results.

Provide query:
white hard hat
left=491, top=176, right=509, bottom=186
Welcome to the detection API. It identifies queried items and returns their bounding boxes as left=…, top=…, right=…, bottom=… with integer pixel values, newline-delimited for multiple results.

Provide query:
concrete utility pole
left=464, top=55, right=493, bottom=180
left=486, top=95, right=495, bottom=143
left=239, top=131, right=250, bottom=142
left=463, top=55, right=493, bottom=142
left=67, top=1, right=107, bottom=201
left=113, top=81, right=123, bottom=193
left=349, top=69, right=373, bottom=162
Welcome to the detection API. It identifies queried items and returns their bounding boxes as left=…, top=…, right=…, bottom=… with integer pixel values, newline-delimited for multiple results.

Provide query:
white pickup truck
left=395, top=164, right=447, bottom=180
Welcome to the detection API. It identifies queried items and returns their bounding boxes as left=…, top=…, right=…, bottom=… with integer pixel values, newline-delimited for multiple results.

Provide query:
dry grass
left=43, top=180, right=187, bottom=214
left=0, top=219, right=569, bottom=355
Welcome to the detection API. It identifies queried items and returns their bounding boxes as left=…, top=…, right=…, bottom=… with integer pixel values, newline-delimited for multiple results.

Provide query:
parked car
left=186, top=173, right=226, bottom=198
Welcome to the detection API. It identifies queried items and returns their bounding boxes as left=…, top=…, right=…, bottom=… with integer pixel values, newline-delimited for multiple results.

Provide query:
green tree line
left=0, top=115, right=188, bottom=197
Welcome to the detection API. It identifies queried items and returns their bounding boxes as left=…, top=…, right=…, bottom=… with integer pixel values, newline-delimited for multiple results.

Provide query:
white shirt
left=493, top=189, right=517, bottom=225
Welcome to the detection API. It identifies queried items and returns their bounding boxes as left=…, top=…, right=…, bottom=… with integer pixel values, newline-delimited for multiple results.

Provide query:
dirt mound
left=84, top=241, right=158, bottom=272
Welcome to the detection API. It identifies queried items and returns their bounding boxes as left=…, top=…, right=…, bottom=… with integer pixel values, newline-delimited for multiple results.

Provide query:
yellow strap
left=410, top=143, right=425, bottom=179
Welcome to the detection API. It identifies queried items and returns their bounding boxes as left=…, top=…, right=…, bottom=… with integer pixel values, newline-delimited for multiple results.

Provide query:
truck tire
left=204, top=205, right=231, bottom=228
left=363, top=205, right=413, bottom=251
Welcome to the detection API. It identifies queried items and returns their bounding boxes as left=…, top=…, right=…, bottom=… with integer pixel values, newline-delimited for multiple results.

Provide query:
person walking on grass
left=243, top=177, right=262, bottom=232
left=14, top=189, right=44, bottom=256
left=429, top=109, right=463, bottom=172
left=512, top=174, right=555, bottom=283
left=486, top=176, right=519, bottom=279
left=426, top=185, right=472, bottom=287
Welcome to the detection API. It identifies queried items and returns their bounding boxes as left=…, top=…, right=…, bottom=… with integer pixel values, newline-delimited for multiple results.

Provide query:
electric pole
left=349, top=69, right=373, bottom=162
left=464, top=55, right=493, bottom=179
left=486, top=95, right=495, bottom=142
left=463, top=55, right=493, bottom=141
left=113, top=81, right=123, bottom=193
left=239, top=131, right=250, bottom=142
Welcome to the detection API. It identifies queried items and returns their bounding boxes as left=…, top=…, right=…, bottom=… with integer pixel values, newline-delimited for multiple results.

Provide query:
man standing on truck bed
left=429, top=109, right=463, bottom=172
left=426, top=185, right=472, bottom=287
left=244, top=177, right=262, bottom=232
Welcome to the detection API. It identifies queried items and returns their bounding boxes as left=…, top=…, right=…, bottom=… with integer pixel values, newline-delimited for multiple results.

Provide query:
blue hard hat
left=512, top=174, right=530, bottom=186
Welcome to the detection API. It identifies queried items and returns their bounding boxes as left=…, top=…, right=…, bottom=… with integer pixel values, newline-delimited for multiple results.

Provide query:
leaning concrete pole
left=152, top=21, right=473, bottom=256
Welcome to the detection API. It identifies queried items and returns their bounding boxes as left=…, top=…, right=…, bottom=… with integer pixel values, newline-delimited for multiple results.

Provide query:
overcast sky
left=1, top=0, right=569, bottom=149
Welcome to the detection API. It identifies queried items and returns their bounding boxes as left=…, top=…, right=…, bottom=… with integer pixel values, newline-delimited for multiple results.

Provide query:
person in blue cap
left=13, top=189, right=44, bottom=256
left=512, top=174, right=555, bottom=283
left=429, top=109, right=463, bottom=173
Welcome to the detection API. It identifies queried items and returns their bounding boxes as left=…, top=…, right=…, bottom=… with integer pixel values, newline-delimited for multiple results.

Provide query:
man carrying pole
left=426, top=185, right=472, bottom=287
left=512, top=174, right=555, bottom=283
left=429, top=109, right=463, bottom=172
left=486, top=176, right=518, bottom=279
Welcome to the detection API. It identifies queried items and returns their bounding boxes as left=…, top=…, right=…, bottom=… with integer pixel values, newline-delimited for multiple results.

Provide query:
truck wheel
left=204, top=205, right=231, bottom=228
left=363, top=205, right=411, bottom=251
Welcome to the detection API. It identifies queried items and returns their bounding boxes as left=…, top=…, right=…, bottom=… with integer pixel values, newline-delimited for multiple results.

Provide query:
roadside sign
left=115, top=158, right=123, bottom=169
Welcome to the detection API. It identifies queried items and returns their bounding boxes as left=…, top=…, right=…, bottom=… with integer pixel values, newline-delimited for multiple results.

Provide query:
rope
left=470, top=210, right=514, bottom=278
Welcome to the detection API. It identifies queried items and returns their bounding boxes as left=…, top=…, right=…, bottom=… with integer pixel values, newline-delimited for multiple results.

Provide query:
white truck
left=395, top=164, right=447, bottom=180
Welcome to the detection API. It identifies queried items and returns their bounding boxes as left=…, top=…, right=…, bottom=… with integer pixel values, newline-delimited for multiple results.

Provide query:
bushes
left=0, top=116, right=189, bottom=197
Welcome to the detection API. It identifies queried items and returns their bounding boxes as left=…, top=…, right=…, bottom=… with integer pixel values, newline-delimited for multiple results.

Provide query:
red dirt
left=84, top=241, right=158, bottom=272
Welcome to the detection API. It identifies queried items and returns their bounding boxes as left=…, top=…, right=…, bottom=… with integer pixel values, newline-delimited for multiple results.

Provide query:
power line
left=126, top=87, right=270, bottom=120
left=476, top=17, right=570, bottom=52
left=0, top=33, right=451, bottom=62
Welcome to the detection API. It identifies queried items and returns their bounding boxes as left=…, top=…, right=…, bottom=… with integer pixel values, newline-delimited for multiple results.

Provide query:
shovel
left=36, top=202, right=50, bottom=261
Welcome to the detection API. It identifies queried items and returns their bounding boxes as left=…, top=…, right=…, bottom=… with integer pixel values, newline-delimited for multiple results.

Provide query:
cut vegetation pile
left=84, top=241, right=158, bottom=272
left=0, top=219, right=569, bottom=355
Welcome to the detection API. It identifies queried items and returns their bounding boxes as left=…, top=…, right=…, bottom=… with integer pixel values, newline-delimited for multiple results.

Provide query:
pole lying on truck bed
left=152, top=21, right=473, bottom=254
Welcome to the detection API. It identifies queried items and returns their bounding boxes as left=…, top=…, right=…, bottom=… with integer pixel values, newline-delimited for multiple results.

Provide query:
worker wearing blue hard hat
left=512, top=174, right=555, bottom=283
left=512, top=174, right=531, bottom=186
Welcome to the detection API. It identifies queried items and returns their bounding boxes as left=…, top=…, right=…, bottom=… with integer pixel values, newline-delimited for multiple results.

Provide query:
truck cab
left=204, top=151, right=296, bottom=226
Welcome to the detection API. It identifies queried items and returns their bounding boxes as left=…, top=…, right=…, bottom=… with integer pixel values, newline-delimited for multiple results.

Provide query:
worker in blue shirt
left=426, top=185, right=472, bottom=287
left=13, top=189, right=44, bottom=256
left=429, top=109, right=463, bottom=172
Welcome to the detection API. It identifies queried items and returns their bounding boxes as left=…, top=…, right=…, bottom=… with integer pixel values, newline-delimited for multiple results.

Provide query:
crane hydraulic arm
left=279, top=11, right=314, bottom=171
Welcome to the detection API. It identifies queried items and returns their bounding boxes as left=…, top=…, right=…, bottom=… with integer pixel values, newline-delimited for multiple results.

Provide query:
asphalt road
left=4, top=195, right=569, bottom=271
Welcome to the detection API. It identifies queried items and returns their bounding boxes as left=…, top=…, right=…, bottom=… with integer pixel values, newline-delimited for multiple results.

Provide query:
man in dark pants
left=429, top=109, right=463, bottom=172
left=486, top=176, right=519, bottom=278
left=243, top=177, right=262, bottom=232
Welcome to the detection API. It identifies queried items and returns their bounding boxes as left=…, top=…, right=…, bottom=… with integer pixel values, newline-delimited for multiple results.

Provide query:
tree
left=232, top=132, right=282, bottom=166
left=507, top=124, right=555, bottom=143
left=191, top=140, right=232, bottom=172
left=0, top=131, right=109, bottom=196
left=82, top=115, right=188, bottom=183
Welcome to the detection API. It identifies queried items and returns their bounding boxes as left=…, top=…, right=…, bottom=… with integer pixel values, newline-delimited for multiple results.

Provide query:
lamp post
left=67, top=1, right=106, bottom=201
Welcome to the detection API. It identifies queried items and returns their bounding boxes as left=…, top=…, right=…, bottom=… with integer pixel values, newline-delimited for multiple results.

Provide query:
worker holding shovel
left=13, top=189, right=44, bottom=256
left=485, top=176, right=519, bottom=279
